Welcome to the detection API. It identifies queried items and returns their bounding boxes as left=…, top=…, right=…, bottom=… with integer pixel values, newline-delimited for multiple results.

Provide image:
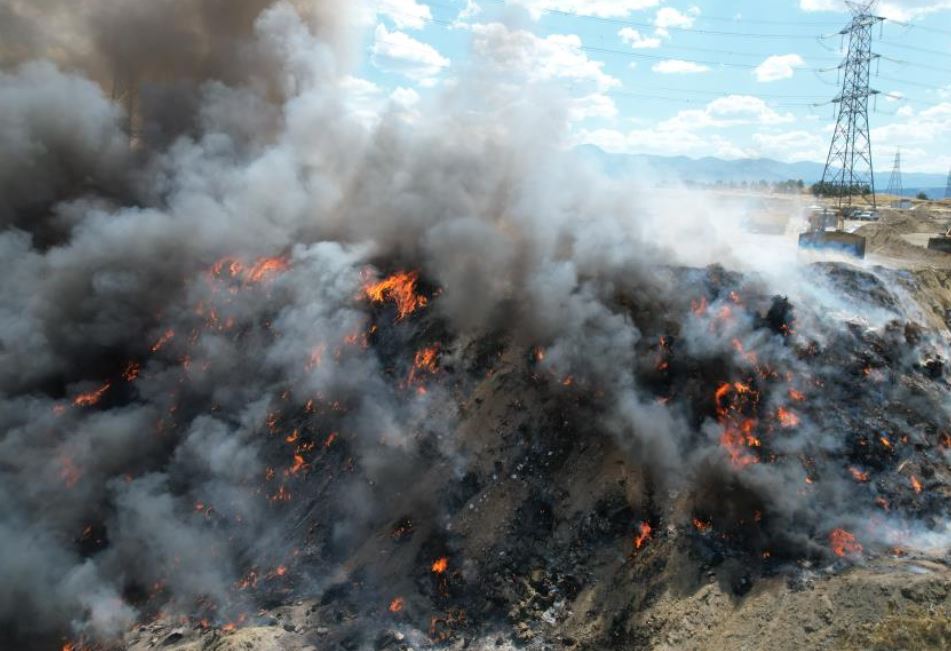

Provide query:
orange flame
left=848, top=467, right=869, bottom=482
left=407, top=345, right=440, bottom=388
left=788, top=388, right=806, bottom=402
left=73, top=382, right=112, bottom=407
left=910, top=475, right=923, bottom=494
left=431, top=557, right=448, bottom=574
left=389, top=597, right=405, bottom=613
left=692, top=518, right=711, bottom=532
left=288, top=454, right=306, bottom=476
left=776, top=407, right=800, bottom=428
left=829, top=528, right=863, bottom=558
left=151, top=329, right=175, bottom=353
left=122, top=361, right=141, bottom=382
left=246, top=257, right=289, bottom=284
left=715, top=382, right=761, bottom=468
left=633, top=521, right=652, bottom=550
left=363, top=271, right=428, bottom=321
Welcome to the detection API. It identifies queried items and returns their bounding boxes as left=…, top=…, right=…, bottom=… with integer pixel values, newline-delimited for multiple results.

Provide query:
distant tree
left=917, top=191, right=929, bottom=200
left=811, top=181, right=871, bottom=198
left=797, top=179, right=805, bottom=190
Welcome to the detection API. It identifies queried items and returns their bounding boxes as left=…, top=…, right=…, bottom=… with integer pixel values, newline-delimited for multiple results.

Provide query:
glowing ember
left=431, top=557, right=448, bottom=574
left=288, top=454, right=306, bottom=476
left=829, top=528, right=863, bottom=558
left=848, top=467, right=870, bottom=482
left=910, top=475, right=923, bottom=494
left=788, top=388, right=806, bottom=402
left=633, top=521, right=652, bottom=550
left=776, top=407, right=799, bottom=428
left=151, top=329, right=175, bottom=353
left=389, top=597, right=405, bottom=613
left=715, top=382, right=761, bottom=468
left=880, top=436, right=892, bottom=450
left=122, top=361, right=141, bottom=382
left=73, top=382, right=112, bottom=407
left=363, top=270, right=428, bottom=321
left=692, top=518, right=711, bottom=532
left=246, top=257, right=289, bottom=283
left=60, top=458, right=82, bottom=488
left=691, top=297, right=708, bottom=316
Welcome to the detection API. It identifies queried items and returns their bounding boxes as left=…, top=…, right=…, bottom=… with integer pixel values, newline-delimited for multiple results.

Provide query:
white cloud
left=618, top=27, right=662, bottom=49
left=800, top=0, right=951, bottom=21
left=574, top=95, right=797, bottom=158
left=508, top=0, right=663, bottom=19
left=753, top=54, right=805, bottom=82
left=568, top=93, right=619, bottom=121
left=389, top=86, right=420, bottom=108
left=752, top=130, right=827, bottom=161
left=457, top=0, right=483, bottom=21
left=469, top=22, right=620, bottom=92
left=652, top=59, right=710, bottom=74
left=873, top=102, right=951, bottom=148
left=373, top=0, right=432, bottom=30
left=654, top=6, right=700, bottom=37
left=371, top=24, right=450, bottom=83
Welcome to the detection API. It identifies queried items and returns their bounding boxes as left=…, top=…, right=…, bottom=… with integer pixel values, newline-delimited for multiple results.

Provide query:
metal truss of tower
left=885, top=149, right=902, bottom=198
left=819, top=1, right=884, bottom=210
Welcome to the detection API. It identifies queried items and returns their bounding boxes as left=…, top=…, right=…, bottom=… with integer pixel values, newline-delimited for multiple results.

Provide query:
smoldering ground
left=0, top=0, right=948, bottom=648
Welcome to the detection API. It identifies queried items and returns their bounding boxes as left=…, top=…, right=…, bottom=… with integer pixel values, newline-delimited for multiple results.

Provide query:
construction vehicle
left=927, top=225, right=951, bottom=254
left=798, top=206, right=867, bottom=258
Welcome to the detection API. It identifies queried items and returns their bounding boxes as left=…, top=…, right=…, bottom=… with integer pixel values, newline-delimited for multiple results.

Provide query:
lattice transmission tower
left=885, top=148, right=902, bottom=197
left=818, top=1, right=884, bottom=209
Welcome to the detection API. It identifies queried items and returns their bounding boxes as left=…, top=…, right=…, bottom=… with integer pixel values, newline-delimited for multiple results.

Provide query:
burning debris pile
left=0, top=2, right=949, bottom=650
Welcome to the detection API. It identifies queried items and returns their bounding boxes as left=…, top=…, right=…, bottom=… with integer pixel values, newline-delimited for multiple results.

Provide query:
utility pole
left=885, top=148, right=902, bottom=198
left=818, top=1, right=884, bottom=211
left=945, top=168, right=951, bottom=200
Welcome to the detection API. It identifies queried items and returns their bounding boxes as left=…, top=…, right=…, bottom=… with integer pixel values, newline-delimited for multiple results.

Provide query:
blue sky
left=355, top=0, right=951, bottom=173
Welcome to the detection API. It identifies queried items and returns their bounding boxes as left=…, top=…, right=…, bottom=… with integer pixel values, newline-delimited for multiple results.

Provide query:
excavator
left=798, top=206, right=867, bottom=258
left=927, top=225, right=951, bottom=254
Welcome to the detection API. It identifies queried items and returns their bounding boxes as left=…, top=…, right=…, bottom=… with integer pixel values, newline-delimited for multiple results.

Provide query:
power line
left=471, top=0, right=823, bottom=39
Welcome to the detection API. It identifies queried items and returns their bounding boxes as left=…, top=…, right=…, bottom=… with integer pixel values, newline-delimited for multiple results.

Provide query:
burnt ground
left=108, top=261, right=951, bottom=650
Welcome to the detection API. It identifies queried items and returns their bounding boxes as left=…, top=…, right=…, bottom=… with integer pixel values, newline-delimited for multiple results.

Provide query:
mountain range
left=576, top=145, right=949, bottom=197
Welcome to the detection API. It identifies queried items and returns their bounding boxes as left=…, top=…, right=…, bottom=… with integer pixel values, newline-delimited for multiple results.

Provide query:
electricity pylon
left=885, top=148, right=902, bottom=198
left=818, top=1, right=884, bottom=210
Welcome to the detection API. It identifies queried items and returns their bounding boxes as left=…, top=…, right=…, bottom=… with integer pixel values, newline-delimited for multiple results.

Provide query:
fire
left=692, top=518, right=711, bottom=533
left=431, top=557, right=448, bottom=574
left=73, top=381, right=112, bottom=407
left=60, top=458, right=81, bottom=488
left=407, top=345, right=440, bottom=388
left=122, top=361, right=141, bottom=382
left=880, top=436, right=892, bottom=450
left=633, top=521, right=652, bottom=550
left=210, top=256, right=289, bottom=284
left=715, top=382, right=761, bottom=468
left=151, top=329, right=175, bottom=353
left=246, top=257, right=289, bottom=283
left=363, top=270, right=428, bottom=321
left=288, top=454, right=306, bottom=476
left=910, top=475, right=923, bottom=494
left=849, top=467, right=870, bottom=482
left=776, top=407, right=800, bottom=428
left=691, top=297, right=708, bottom=316
left=389, top=597, right=405, bottom=613
left=829, top=528, right=863, bottom=558
left=788, top=388, right=806, bottom=402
